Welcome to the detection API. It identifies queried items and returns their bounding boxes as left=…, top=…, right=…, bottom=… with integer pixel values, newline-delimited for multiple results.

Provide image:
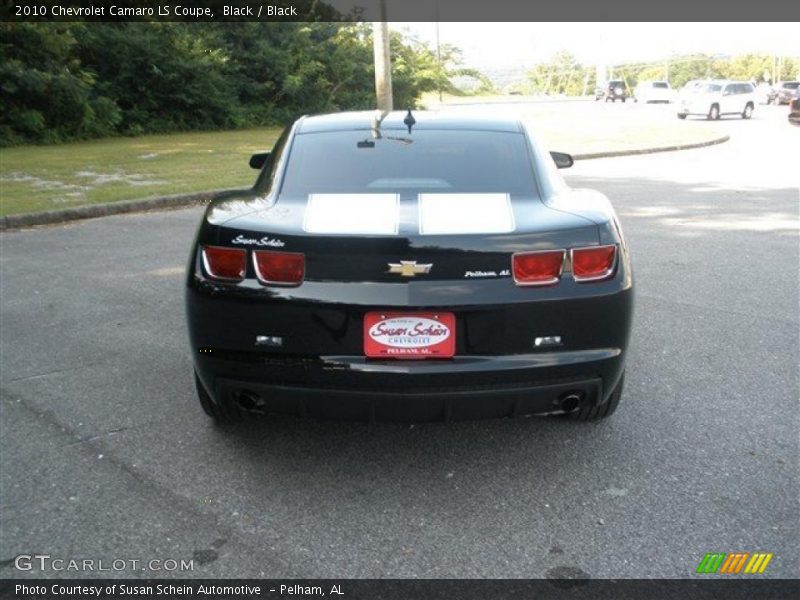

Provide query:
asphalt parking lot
left=1, top=101, right=798, bottom=579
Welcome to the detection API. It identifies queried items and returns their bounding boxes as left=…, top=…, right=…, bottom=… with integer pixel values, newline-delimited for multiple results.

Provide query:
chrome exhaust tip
left=234, top=389, right=264, bottom=412
left=559, top=392, right=583, bottom=413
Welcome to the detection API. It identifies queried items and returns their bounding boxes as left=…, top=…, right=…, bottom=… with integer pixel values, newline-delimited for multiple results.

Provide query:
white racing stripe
left=418, top=193, right=515, bottom=235
left=303, top=193, right=516, bottom=235
left=303, top=193, right=399, bottom=235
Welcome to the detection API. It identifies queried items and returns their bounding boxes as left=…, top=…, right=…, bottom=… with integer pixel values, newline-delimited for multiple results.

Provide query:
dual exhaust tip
left=234, top=389, right=265, bottom=412
left=233, top=389, right=586, bottom=415
left=558, top=391, right=584, bottom=413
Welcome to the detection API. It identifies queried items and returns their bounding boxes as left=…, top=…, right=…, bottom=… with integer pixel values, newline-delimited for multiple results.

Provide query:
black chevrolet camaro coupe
left=186, top=111, right=633, bottom=423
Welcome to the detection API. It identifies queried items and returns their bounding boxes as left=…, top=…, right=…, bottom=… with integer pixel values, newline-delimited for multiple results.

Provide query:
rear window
left=783, top=82, right=800, bottom=90
left=280, top=130, right=537, bottom=195
left=653, top=82, right=669, bottom=89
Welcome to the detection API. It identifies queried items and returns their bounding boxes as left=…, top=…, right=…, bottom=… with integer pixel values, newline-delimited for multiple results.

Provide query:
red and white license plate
left=363, top=312, right=456, bottom=359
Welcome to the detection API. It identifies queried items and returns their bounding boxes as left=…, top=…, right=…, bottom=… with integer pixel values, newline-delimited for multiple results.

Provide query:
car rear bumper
left=193, top=348, right=625, bottom=422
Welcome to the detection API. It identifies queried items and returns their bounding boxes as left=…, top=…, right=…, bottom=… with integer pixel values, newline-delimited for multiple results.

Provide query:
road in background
left=1, top=101, right=797, bottom=579
left=432, top=97, right=732, bottom=155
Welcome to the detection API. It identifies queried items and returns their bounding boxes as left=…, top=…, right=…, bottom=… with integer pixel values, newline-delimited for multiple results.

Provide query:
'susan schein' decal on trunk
left=230, top=234, right=285, bottom=247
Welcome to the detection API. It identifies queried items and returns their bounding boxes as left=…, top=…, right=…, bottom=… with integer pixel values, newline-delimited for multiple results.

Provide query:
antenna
left=403, top=109, right=416, bottom=134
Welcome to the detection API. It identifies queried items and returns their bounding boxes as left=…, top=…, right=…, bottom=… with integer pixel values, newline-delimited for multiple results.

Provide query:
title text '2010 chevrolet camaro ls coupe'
left=186, top=111, right=633, bottom=423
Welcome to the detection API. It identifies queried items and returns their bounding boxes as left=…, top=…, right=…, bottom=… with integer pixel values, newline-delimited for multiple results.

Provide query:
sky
left=391, top=23, right=799, bottom=70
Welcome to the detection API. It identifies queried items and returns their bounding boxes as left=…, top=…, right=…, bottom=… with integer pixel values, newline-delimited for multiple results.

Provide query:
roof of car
left=297, top=111, right=524, bottom=134
left=704, top=80, right=755, bottom=85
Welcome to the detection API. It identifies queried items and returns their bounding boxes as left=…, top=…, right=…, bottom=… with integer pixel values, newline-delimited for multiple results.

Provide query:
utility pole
left=373, top=0, right=393, bottom=114
left=435, top=20, right=443, bottom=102
left=596, top=31, right=607, bottom=92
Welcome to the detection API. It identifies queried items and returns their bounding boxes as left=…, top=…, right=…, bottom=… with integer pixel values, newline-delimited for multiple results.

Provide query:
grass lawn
left=0, top=103, right=725, bottom=217
left=0, top=127, right=281, bottom=216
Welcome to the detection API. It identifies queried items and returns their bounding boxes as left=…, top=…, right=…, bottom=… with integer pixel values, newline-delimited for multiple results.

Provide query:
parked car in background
left=680, top=80, right=706, bottom=94
left=677, top=80, right=756, bottom=120
left=601, top=80, right=628, bottom=102
left=789, top=88, right=800, bottom=126
left=754, top=82, right=776, bottom=105
left=677, top=80, right=706, bottom=103
left=774, top=81, right=800, bottom=105
left=633, top=81, right=676, bottom=103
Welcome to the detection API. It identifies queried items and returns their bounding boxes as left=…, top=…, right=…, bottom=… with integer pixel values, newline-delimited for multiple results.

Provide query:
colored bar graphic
left=696, top=553, right=726, bottom=574
left=744, top=553, right=774, bottom=574
left=719, top=552, right=749, bottom=574
left=697, top=552, right=773, bottom=574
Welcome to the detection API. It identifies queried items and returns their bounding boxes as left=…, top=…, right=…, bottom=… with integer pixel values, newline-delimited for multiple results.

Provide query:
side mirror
left=550, top=151, right=574, bottom=169
left=249, top=152, right=271, bottom=170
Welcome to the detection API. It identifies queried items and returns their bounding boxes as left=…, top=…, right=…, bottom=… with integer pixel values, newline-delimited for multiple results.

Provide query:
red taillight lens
left=253, top=250, right=305, bottom=286
left=512, top=250, right=565, bottom=286
left=201, top=246, right=246, bottom=282
left=571, top=245, right=617, bottom=282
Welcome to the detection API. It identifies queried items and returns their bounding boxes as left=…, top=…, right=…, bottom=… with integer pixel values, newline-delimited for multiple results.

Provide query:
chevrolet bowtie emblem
left=387, top=261, right=433, bottom=277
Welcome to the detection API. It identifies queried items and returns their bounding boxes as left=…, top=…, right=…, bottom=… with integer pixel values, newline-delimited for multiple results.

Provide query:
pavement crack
left=4, top=362, right=104, bottom=384
left=0, top=388, right=302, bottom=576
left=65, top=423, right=152, bottom=447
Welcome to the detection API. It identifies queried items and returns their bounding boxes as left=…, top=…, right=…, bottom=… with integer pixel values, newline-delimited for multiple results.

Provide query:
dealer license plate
left=363, top=312, right=456, bottom=359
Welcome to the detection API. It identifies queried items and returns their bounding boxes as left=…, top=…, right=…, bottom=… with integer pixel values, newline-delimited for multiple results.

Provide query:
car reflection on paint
left=185, top=111, right=634, bottom=423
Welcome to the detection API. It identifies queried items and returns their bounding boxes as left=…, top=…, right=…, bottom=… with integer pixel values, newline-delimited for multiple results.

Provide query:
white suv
left=677, top=80, right=756, bottom=120
left=634, top=81, right=676, bottom=103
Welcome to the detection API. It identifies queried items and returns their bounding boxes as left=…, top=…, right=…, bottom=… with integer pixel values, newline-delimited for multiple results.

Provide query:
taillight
left=201, top=246, right=246, bottom=282
left=253, top=250, right=305, bottom=286
left=571, top=245, right=617, bottom=282
left=512, top=250, right=565, bottom=286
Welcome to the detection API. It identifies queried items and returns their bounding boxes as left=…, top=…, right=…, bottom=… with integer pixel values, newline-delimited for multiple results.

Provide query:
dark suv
left=602, top=80, right=628, bottom=102
left=789, top=88, right=800, bottom=126
left=775, top=81, right=800, bottom=105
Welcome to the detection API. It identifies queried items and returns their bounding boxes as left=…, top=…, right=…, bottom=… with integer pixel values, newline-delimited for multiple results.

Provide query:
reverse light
left=512, top=250, right=565, bottom=286
left=201, top=246, right=246, bottom=282
left=253, top=250, right=305, bottom=286
left=571, top=245, right=617, bottom=282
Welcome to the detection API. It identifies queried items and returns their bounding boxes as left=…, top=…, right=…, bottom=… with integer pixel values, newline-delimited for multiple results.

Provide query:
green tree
left=77, top=23, right=237, bottom=135
left=0, top=21, right=494, bottom=146
left=0, top=23, right=120, bottom=145
left=526, top=51, right=592, bottom=95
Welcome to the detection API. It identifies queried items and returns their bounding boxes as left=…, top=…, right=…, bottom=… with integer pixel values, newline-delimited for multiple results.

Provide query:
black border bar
left=2, top=579, right=800, bottom=600
left=2, top=0, right=800, bottom=22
